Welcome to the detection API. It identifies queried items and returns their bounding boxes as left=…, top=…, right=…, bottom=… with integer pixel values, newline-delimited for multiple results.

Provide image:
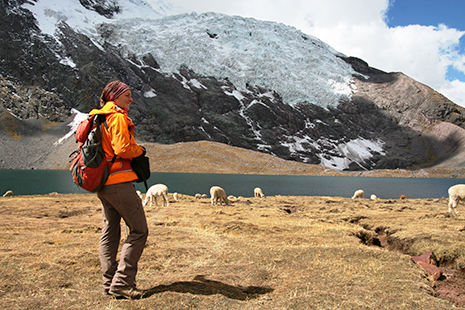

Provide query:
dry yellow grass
left=1, top=193, right=465, bottom=309
left=143, top=141, right=344, bottom=176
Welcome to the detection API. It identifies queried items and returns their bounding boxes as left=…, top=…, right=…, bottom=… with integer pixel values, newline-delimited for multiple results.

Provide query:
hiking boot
left=109, top=287, right=147, bottom=299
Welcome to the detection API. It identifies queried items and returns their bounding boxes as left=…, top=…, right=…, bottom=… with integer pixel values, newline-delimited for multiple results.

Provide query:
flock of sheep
left=137, top=184, right=266, bottom=208
left=350, top=185, right=465, bottom=216
left=351, top=189, right=406, bottom=200
left=135, top=183, right=465, bottom=217
left=3, top=184, right=465, bottom=216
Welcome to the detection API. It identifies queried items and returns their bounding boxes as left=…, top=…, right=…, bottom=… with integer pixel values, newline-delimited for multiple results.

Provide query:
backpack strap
left=97, top=114, right=117, bottom=163
left=96, top=114, right=109, bottom=129
left=103, top=119, right=109, bottom=131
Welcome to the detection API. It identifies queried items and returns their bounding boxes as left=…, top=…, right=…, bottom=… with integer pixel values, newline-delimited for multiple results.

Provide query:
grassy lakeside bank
left=0, top=193, right=464, bottom=309
left=143, top=141, right=465, bottom=179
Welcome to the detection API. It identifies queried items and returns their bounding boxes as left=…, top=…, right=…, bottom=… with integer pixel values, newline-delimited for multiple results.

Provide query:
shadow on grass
left=145, top=275, right=274, bottom=300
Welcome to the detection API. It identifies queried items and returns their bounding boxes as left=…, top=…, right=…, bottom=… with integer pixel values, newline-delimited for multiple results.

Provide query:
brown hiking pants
left=97, top=182, right=148, bottom=292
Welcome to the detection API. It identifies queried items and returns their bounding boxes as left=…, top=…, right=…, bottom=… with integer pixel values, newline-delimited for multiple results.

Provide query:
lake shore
left=2, top=133, right=465, bottom=179
left=141, top=141, right=465, bottom=179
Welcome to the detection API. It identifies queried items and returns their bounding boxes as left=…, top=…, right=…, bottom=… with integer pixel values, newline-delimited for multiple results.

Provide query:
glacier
left=101, top=12, right=357, bottom=108
left=22, top=0, right=356, bottom=108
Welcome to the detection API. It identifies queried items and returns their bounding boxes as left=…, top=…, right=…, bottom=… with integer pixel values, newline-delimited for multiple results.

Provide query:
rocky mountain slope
left=1, top=0, right=465, bottom=173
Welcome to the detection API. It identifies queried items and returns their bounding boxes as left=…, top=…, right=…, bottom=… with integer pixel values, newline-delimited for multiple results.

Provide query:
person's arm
left=108, top=114, right=144, bottom=159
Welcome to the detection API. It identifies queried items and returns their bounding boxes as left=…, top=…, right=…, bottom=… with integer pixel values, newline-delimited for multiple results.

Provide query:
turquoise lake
left=0, top=170, right=463, bottom=199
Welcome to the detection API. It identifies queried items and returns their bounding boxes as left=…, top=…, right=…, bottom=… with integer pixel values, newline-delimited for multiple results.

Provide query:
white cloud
left=439, top=80, right=465, bottom=105
left=163, top=0, right=465, bottom=107
left=308, top=21, right=465, bottom=105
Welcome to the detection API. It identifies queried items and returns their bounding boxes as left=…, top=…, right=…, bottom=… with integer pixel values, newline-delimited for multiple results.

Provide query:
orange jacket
left=89, top=102, right=145, bottom=185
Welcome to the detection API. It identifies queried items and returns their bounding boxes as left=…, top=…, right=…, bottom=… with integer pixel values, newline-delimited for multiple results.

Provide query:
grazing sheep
left=254, top=187, right=265, bottom=198
left=352, top=189, right=364, bottom=199
left=173, top=192, right=178, bottom=201
left=3, top=190, right=13, bottom=197
left=143, top=184, right=169, bottom=207
left=399, top=195, right=407, bottom=199
left=210, top=186, right=229, bottom=205
left=227, top=195, right=236, bottom=201
left=448, top=184, right=465, bottom=215
left=201, top=194, right=207, bottom=198
left=195, top=193, right=201, bottom=199
left=136, top=190, right=143, bottom=201
left=370, top=194, right=377, bottom=200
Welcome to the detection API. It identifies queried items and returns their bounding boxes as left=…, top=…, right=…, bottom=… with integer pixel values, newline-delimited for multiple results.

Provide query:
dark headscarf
left=100, top=80, right=131, bottom=107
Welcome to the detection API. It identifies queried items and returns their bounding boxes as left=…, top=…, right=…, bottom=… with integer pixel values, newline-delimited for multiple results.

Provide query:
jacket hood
left=89, top=101, right=127, bottom=116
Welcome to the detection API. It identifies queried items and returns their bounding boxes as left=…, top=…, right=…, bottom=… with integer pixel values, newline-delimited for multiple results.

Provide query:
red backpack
left=69, top=114, right=115, bottom=192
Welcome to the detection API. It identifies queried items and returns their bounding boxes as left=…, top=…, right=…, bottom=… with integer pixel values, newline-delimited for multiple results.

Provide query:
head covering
left=100, top=80, right=131, bottom=106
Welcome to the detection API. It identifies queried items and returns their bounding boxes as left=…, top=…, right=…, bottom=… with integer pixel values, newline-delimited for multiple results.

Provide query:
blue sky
left=164, top=0, right=465, bottom=107
left=387, top=0, right=465, bottom=82
left=386, top=0, right=464, bottom=29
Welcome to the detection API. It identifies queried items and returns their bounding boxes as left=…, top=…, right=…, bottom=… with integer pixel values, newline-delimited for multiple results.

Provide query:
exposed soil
left=435, top=268, right=465, bottom=307
left=355, top=220, right=465, bottom=307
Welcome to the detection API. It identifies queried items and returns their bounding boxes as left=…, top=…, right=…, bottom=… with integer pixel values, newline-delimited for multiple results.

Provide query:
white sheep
left=448, top=184, right=465, bottom=215
left=143, top=184, right=169, bottom=207
left=370, top=194, right=377, bottom=200
left=3, top=190, right=13, bottom=197
left=173, top=192, right=178, bottom=201
left=136, top=190, right=143, bottom=201
left=254, top=187, right=265, bottom=198
left=352, top=189, right=364, bottom=199
left=210, top=186, right=229, bottom=205
left=201, top=194, right=207, bottom=198
left=195, top=193, right=201, bottom=199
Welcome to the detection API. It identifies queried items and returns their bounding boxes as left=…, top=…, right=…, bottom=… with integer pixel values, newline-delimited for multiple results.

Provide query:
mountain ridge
left=1, top=109, right=464, bottom=179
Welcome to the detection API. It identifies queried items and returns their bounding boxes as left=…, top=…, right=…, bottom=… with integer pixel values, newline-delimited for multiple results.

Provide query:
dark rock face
left=0, top=78, right=68, bottom=122
left=1, top=1, right=465, bottom=171
left=341, top=56, right=465, bottom=169
left=78, top=0, right=120, bottom=18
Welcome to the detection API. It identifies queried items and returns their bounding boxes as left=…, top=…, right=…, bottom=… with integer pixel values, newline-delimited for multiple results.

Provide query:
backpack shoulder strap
left=96, top=114, right=110, bottom=130
left=96, top=114, right=117, bottom=162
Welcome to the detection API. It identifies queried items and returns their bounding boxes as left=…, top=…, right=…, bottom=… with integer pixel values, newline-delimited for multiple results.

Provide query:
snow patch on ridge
left=144, top=89, right=157, bottom=98
left=282, top=136, right=385, bottom=171
left=320, top=138, right=385, bottom=170
left=189, top=79, right=208, bottom=89
left=54, top=108, right=88, bottom=146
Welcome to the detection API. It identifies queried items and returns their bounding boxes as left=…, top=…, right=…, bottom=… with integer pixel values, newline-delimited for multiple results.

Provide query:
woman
left=89, top=80, right=148, bottom=299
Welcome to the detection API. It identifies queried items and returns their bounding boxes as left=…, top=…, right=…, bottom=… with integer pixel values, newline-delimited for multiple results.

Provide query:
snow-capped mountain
left=101, top=12, right=356, bottom=108
left=1, top=0, right=464, bottom=171
left=23, top=0, right=355, bottom=108
left=22, top=0, right=177, bottom=38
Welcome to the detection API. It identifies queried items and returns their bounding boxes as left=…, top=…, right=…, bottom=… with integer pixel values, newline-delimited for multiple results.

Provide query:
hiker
left=90, top=80, right=148, bottom=299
